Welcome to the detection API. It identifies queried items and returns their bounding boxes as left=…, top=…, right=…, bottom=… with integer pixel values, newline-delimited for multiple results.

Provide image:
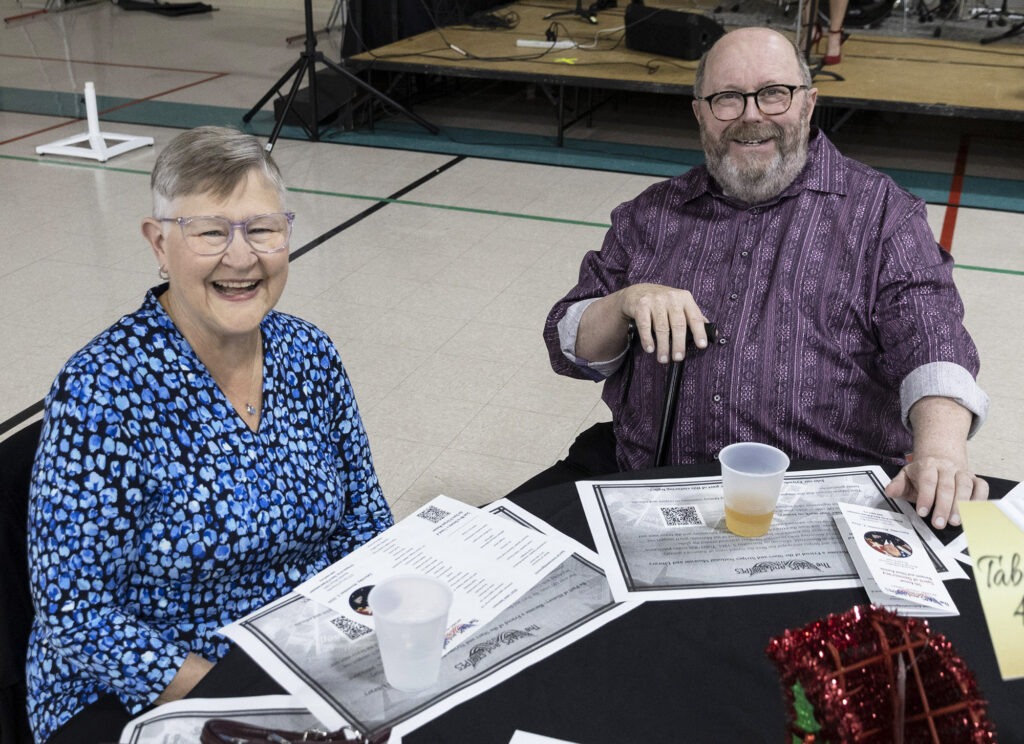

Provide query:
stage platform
left=347, top=0, right=1024, bottom=135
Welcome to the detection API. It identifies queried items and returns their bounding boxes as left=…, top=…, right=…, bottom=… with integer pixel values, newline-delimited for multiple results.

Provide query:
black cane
left=654, top=322, right=717, bottom=468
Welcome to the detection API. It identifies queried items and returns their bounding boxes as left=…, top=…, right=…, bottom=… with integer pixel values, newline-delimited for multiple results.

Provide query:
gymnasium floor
left=1, top=0, right=1022, bottom=521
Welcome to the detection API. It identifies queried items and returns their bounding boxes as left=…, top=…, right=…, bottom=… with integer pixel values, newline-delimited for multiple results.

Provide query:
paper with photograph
left=834, top=514, right=958, bottom=617
left=218, top=499, right=635, bottom=741
left=293, top=494, right=571, bottom=653
left=579, top=466, right=964, bottom=602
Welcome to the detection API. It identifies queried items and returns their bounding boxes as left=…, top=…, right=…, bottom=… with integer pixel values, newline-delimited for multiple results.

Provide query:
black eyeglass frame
left=694, top=84, right=810, bottom=121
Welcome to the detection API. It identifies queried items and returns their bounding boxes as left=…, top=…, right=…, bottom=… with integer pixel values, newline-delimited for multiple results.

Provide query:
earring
left=159, top=266, right=169, bottom=280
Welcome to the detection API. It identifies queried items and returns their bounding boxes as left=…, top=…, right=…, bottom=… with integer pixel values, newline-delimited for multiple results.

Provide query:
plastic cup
left=718, top=442, right=790, bottom=538
left=369, top=574, right=452, bottom=692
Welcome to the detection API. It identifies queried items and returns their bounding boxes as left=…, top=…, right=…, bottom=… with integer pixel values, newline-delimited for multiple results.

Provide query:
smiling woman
left=25, top=127, right=395, bottom=744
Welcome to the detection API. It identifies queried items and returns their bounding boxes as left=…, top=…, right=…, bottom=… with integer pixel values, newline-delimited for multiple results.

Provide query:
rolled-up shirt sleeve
left=900, top=361, right=988, bottom=438
left=556, top=298, right=630, bottom=380
left=544, top=200, right=641, bottom=381
left=872, top=200, right=986, bottom=438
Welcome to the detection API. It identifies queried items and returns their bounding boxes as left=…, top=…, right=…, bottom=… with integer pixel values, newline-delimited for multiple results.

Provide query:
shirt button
left=729, top=293, right=738, bottom=300
left=740, top=251, right=749, bottom=257
left=718, top=337, right=728, bottom=345
left=713, top=394, right=722, bottom=402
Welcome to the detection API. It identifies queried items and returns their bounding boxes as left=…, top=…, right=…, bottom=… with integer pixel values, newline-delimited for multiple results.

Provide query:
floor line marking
left=0, top=73, right=228, bottom=146
left=0, top=53, right=226, bottom=75
left=940, top=133, right=970, bottom=252
left=1, top=153, right=1021, bottom=275
left=288, top=188, right=610, bottom=229
left=954, top=264, right=1024, bottom=277
left=0, top=399, right=44, bottom=438
left=289, top=156, right=467, bottom=261
left=0, top=156, right=469, bottom=430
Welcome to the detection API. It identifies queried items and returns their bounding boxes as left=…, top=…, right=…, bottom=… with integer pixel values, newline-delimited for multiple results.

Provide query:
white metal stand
left=35, top=82, right=153, bottom=162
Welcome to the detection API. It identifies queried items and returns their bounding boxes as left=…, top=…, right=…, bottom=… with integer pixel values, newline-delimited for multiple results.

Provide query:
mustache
left=724, top=121, right=784, bottom=141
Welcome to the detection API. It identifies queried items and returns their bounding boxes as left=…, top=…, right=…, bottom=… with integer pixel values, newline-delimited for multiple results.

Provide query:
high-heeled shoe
left=823, top=27, right=849, bottom=65
left=799, top=22, right=823, bottom=52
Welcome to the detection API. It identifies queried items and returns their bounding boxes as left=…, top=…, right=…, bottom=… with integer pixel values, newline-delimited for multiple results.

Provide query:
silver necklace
left=245, top=330, right=262, bottom=417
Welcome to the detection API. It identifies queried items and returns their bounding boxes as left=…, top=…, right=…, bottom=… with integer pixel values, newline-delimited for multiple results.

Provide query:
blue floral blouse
left=26, top=287, right=394, bottom=742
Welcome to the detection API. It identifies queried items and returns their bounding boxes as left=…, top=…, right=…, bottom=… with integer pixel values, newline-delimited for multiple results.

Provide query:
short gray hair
left=693, top=32, right=812, bottom=98
left=151, top=126, right=286, bottom=215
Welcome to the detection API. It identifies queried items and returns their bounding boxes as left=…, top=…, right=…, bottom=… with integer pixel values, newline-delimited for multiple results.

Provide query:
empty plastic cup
left=369, top=574, right=453, bottom=692
left=718, top=442, right=790, bottom=538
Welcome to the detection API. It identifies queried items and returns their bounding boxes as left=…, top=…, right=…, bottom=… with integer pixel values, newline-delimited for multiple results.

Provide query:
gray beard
left=702, top=118, right=810, bottom=205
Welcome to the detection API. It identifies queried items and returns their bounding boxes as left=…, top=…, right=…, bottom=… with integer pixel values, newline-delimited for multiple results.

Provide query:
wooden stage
left=347, top=1, right=1024, bottom=136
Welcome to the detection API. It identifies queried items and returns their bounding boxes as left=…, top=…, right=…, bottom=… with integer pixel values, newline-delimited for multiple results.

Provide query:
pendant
left=246, top=403, right=256, bottom=416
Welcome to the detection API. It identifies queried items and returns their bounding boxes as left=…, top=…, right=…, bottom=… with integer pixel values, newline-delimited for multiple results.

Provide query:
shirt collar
left=677, top=127, right=848, bottom=207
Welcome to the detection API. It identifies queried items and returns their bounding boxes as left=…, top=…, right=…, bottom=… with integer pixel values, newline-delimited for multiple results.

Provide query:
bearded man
left=532, top=27, right=989, bottom=530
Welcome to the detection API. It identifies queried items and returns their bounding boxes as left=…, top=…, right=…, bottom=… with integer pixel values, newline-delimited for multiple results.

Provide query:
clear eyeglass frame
left=156, top=212, right=296, bottom=256
left=695, top=84, right=809, bottom=121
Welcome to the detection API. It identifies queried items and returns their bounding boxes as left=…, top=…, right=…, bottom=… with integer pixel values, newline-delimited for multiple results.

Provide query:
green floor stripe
left=288, top=187, right=610, bottom=228
left=2, top=156, right=1021, bottom=277
left=1, top=152, right=150, bottom=175
left=954, top=264, right=1024, bottom=276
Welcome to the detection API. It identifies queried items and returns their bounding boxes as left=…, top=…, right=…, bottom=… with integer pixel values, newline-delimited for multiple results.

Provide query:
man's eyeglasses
left=695, top=84, right=809, bottom=121
left=157, top=212, right=295, bottom=256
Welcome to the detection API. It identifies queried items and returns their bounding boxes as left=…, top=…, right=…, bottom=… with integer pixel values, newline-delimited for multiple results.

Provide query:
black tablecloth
left=202, top=462, right=1023, bottom=743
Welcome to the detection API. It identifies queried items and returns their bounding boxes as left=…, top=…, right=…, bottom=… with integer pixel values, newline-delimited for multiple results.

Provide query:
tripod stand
left=243, top=0, right=438, bottom=152
left=544, top=0, right=598, bottom=24
left=980, top=0, right=1024, bottom=43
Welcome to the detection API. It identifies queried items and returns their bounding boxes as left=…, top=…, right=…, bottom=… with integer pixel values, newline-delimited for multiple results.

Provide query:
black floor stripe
left=289, top=155, right=466, bottom=262
left=0, top=155, right=467, bottom=436
left=0, top=399, right=44, bottom=438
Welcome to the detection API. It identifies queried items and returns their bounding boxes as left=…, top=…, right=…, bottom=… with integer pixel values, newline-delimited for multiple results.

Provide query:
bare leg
left=827, top=0, right=850, bottom=58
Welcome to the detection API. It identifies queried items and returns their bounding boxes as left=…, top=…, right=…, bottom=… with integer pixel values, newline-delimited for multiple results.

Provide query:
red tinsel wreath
left=765, top=604, right=996, bottom=743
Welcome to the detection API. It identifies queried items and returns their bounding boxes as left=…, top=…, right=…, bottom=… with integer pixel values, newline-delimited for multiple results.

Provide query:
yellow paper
left=958, top=501, right=1024, bottom=681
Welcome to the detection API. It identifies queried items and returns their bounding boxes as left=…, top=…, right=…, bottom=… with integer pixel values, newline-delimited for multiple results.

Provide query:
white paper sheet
left=579, top=465, right=964, bottom=602
left=294, top=494, right=571, bottom=653
left=119, top=695, right=320, bottom=744
left=995, top=482, right=1024, bottom=532
left=508, top=732, right=581, bottom=744
left=944, top=532, right=973, bottom=566
left=219, top=499, right=636, bottom=741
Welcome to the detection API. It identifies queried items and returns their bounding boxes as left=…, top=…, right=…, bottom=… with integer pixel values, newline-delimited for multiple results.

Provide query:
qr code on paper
left=331, top=616, right=372, bottom=641
left=417, top=505, right=450, bottom=524
left=660, top=505, right=704, bottom=527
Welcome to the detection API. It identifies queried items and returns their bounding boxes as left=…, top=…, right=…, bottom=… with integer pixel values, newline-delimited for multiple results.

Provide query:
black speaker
left=273, top=70, right=356, bottom=127
left=624, top=3, right=725, bottom=61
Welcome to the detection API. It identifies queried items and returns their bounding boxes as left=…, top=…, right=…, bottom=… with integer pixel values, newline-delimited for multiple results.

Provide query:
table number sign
left=958, top=499, right=1024, bottom=681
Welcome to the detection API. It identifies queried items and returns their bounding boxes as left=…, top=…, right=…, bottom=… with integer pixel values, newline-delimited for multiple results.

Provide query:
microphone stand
left=243, top=0, right=438, bottom=152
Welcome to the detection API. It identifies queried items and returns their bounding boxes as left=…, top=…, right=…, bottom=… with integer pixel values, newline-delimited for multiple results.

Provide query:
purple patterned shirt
left=545, top=131, right=986, bottom=471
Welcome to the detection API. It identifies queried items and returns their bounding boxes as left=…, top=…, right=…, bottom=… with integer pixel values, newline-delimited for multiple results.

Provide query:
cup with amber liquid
left=719, top=442, right=790, bottom=537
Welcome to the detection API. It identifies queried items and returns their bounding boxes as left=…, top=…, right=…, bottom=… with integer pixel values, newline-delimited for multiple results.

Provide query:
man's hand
left=576, top=283, right=709, bottom=364
left=885, top=396, right=987, bottom=529
left=886, top=456, right=988, bottom=529
left=618, top=284, right=709, bottom=364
